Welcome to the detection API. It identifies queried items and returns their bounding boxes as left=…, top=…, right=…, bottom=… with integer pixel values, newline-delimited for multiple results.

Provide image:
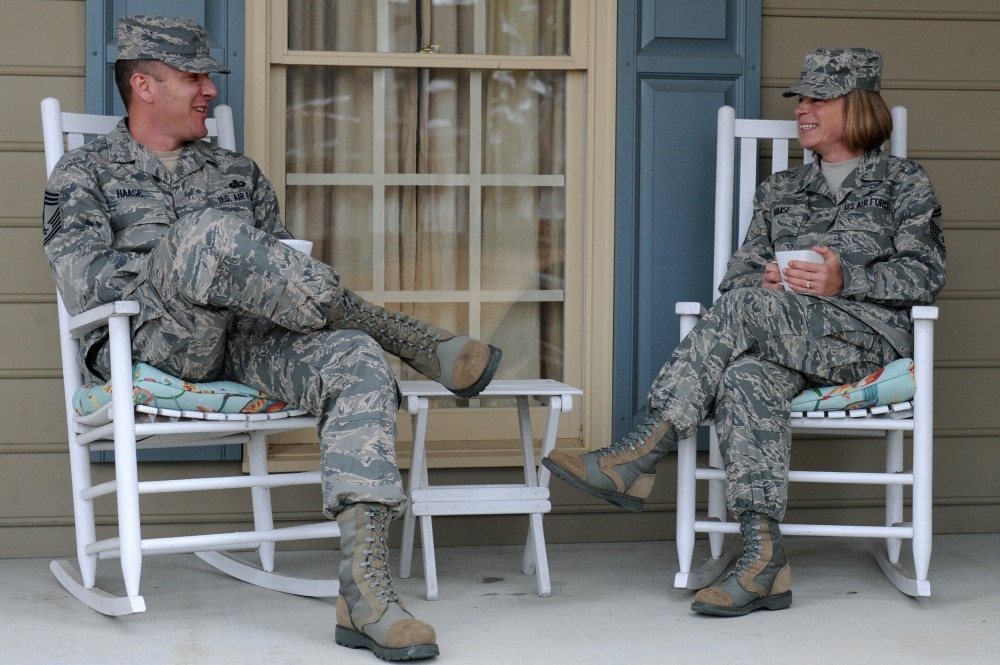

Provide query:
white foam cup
left=279, top=238, right=314, bottom=257
left=774, top=249, right=823, bottom=291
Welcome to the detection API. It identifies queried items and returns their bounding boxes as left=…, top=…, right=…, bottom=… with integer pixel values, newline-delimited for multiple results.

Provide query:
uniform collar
left=802, top=148, right=888, bottom=199
left=107, top=118, right=218, bottom=180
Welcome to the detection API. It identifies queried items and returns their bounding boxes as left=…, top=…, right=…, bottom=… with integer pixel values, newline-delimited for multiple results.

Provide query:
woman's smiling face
left=795, top=95, right=860, bottom=163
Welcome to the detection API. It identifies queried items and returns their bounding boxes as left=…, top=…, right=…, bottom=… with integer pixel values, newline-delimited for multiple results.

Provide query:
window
left=250, top=1, right=612, bottom=466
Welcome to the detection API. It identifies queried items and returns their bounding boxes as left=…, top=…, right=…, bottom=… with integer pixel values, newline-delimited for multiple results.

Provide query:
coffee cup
left=279, top=238, right=314, bottom=257
left=774, top=249, right=823, bottom=291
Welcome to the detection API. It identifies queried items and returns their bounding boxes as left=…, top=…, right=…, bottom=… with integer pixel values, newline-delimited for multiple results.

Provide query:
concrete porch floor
left=1, top=533, right=997, bottom=664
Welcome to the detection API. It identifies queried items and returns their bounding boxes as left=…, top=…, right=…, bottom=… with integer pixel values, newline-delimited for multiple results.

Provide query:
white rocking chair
left=41, top=97, right=338, bottom=616
left=674, top=105, right=937, bottom=597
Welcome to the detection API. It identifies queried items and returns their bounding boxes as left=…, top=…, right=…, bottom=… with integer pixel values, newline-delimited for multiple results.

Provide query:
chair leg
left=911, top=416, right=933, bottom=592
left=706, top=428, right=727, bottom=559
left=399, top=397, right=429, bottom=580
left=66, top=438, right=99, bottom=588
left=103, top=314, right=146, bottom=607
left=674, top=435, right=697, bottom=587
left=675, top=429, right=734, bottom=590
left=873, top=425, right=932, bottom=597
left=884, top=430, right=904, bottom=564
left=246, top=432, right=276, bottom=571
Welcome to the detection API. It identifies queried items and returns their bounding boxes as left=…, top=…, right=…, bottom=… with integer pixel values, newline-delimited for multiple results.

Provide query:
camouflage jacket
left=718, top=148, right=946, bottom=357
left=42, top=119, right=291, bottom=367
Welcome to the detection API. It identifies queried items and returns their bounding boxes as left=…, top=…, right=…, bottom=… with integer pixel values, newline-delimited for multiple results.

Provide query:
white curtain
left=285, top=0, right=568, bottom=381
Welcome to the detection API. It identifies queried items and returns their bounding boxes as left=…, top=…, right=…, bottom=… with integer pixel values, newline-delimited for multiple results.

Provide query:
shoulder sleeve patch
left=42, top=189, right=62, bottom=246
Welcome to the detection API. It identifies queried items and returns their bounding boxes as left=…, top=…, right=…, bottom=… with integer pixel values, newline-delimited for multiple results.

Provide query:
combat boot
left=541, top=412, right=673, bottom=512
left=329, top=289, right=501, bottom=399
left=691, top=511, right=792, bottom=616
left=335, top=503, right=439, bottom=661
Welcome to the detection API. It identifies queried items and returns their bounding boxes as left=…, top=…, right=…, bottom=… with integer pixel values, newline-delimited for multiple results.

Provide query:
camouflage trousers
left=119, top=209, right=407, bottom=517
left=647, top=287, right=898, bottom=521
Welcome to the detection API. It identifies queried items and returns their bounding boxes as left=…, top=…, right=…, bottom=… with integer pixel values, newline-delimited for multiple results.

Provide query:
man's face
left=142, top=61, right=218, bottom=149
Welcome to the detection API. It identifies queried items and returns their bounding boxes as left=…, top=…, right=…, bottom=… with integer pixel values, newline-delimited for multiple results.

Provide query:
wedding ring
left=806, top=280, right=812, bottom=290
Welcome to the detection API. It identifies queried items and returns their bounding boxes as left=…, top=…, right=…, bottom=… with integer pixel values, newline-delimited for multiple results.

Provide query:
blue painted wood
left=613, top=0, right=761, bottom=440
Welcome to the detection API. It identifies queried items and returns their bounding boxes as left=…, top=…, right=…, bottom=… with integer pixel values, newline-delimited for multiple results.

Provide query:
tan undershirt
left=820, top=154, right=862, bottom=194
left=152, top=148, right=184, bottom=175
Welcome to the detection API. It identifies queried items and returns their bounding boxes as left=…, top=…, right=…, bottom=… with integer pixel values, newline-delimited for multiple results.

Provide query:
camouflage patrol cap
left=782, top=48, right=881, bottom=99
left=116, top=15, right=230, bottom=74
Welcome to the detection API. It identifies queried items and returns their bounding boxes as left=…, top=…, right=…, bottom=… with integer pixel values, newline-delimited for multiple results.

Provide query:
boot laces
left=728, top=516, right=764, bottom=578
left=340, top=294, right=442, bottom=359
left=599, top=414, right=664, bottom=458
left=359, top=506, right=400, bottom=606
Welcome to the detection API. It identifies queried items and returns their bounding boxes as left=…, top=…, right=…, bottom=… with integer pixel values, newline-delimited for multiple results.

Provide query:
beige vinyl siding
left=1, top=0, right=86, bottom=558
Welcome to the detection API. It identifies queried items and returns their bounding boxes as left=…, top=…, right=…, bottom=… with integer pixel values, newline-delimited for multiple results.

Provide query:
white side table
left=396, top=379, right=582, bottom=600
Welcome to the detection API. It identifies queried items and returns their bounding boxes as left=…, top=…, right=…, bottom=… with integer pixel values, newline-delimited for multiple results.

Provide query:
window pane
left=284, top=186, right=374, bottom=289
left=483, top=301, right=564, bottom=383
left=483, top=70, right=565, bottom=175
left=385, top=186, right=470, bottom=292
left=385, top=69, right=470, bottom=175
left=482, top=186, right=564, bottom=292
left=287, top=0, right=570, bottom=56
left=287, top=66, right=373, bottom=173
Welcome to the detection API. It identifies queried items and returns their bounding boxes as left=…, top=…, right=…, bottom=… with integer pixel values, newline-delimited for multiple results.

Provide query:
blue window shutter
left=612, top=0, right=762, bottom=441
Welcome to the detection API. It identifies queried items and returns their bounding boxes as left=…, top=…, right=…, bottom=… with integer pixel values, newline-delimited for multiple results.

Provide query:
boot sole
left=449, top=344, right=502, bottom=399
left=541, top=457, right=645, bottom=512
left=335, top=625, right=440, bottom=661
left=691, top=590, right=793, bottom=617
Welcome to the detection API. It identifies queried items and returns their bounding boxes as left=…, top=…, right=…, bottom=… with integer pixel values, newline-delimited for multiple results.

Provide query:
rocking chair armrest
left=676, top=301, right=708, bottom=339
left=910, top=305, right=937, bottom=416
left=675, top=301, right=708, bottom=317
left=67, top=300, right=141, bottom=338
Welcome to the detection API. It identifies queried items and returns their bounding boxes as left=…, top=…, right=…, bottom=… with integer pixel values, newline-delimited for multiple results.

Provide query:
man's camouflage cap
left=783, top=48, right=881, bottom=99
left=117, top=15, right=229, bottom=74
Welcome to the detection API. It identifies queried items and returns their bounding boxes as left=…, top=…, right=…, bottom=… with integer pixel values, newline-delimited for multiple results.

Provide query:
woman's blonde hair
left=843, top=88, right=893, bottom=153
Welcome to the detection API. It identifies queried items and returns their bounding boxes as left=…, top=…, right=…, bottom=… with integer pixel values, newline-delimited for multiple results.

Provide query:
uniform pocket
left=111, top=198, right=173, bottom=253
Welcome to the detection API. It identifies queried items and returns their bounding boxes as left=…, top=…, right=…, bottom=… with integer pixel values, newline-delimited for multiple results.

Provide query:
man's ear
left=130, top=71, right=156, bottom=104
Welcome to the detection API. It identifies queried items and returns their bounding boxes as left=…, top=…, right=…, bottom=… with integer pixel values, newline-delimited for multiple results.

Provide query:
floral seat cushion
left=73, top=363, right=292, bottom=416
left=72, top=359, right=914, bottom=418
left=790, top=357, right=915, bottom=413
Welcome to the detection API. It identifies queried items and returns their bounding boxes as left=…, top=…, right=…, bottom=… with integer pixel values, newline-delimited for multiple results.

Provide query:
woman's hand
left=761, top=261, right=785, bottom=290
left=783, top=245, right=844, bottom=296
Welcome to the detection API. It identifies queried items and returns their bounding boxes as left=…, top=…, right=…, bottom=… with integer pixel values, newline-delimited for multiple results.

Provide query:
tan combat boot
left=541, top=412, right=673, bottom=512
left=329, top=289, right=501, bottom=398
left=335, top=504, right=439, bottom=660
left=691, top=511, right=792, bottom=616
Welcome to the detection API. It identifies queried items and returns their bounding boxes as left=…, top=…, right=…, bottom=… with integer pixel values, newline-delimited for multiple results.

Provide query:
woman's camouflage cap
left=783, top=48, right=881, bottom=99
left=116, top=15, right=229, bottom=74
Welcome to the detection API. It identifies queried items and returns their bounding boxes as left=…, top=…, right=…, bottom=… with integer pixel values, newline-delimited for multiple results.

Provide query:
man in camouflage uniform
left=544, top=48, right=945, bottom=616
left=42, top=15, right=503, bottom=661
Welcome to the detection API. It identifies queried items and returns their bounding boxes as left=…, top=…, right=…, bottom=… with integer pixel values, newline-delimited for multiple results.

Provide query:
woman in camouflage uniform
left=543, top=48, right=945, bottom=616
